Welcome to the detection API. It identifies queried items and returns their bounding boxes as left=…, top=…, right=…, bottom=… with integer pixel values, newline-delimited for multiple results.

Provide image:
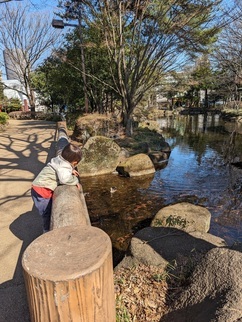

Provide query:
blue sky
left=28, top=0, right=58, bottom=12
left=0, top=0, right=237, bottom=79
left=0, top=0, right=62, bottom=79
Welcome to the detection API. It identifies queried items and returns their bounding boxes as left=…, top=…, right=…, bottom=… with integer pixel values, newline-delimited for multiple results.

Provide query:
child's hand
left=76, top=183, right=81, bottom=190
left=72, top=169, right=79, bottom=177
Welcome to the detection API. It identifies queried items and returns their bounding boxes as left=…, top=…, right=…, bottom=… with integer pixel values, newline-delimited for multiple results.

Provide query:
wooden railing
left=22, top=122, right=116, bottom=322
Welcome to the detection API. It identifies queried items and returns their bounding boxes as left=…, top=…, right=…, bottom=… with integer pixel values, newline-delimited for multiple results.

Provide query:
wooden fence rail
left=22, top=121, right=116, bottom=322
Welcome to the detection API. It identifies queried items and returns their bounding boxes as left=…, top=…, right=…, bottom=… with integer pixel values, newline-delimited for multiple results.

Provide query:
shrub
left=0, top=112, right=9, bottom=125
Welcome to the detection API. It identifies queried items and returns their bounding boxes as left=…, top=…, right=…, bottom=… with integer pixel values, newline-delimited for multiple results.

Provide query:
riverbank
left=67, top=110, right=242, bottom=321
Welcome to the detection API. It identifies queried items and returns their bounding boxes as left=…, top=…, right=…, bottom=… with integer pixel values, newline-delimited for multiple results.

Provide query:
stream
left=80, top=113, right=242, bottom=259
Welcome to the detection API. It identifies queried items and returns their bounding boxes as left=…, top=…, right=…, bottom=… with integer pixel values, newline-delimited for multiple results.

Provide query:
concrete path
left=0, top=119, right=57, bottom=322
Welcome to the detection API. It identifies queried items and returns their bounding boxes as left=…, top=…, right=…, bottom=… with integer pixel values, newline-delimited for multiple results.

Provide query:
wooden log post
left=56, top=121, right=69, bottom=155
left=22, top=226, right=116, bottom=322
left=50, top=185, right=91, bottom=229
left=51, top=121, right=91, bottom=229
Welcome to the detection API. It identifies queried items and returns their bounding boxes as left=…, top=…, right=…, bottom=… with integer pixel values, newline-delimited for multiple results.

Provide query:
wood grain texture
left=50, top=185, right=91, bottom=230
left=56, top=121, right=69, bottom=156
left=22, top=226, right=116, bottom=322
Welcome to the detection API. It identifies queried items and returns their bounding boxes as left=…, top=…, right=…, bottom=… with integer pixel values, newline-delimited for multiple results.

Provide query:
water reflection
left=81, top=114, right=242, bottom=252
left=82, top=173, right=157, bottom=250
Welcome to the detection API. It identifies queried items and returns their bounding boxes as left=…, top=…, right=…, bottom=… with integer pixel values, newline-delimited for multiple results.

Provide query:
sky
left=0, top=0, right=64, bottom=79
left=0, top=0, right=238, bottom=79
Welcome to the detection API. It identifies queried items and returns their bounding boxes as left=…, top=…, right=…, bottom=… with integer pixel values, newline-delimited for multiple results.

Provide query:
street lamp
left=52, top=18, right=89, bottom=113
left=0, top=0, right=22, bottom=2
left=52, top=19, right=79, bottom=29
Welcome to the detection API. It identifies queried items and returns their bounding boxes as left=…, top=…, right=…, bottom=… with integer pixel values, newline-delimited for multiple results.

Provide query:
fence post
left=22, top=226, right=116, bottom=322
left=50, top=185, right=91, bottom=229
left=56, top=121, right=69, bottom=155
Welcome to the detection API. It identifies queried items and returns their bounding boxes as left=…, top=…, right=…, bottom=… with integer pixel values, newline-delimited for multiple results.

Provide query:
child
left=31, top=143, right=82, bottom=233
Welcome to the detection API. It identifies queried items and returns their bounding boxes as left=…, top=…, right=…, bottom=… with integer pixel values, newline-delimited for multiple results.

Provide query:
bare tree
left=212, top=0, right=242, bottom=105
left=0, top=3, right=61, bottom=113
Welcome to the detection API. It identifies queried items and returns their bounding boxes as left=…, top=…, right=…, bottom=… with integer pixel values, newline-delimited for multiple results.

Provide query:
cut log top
left=22, top=226, right=112, bottom=281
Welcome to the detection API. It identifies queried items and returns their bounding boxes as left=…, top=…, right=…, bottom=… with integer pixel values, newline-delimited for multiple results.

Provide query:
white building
left=2, top=79, right=29, bottom=111
left=2, top=48, right=46, bottom=112
left=3, top=49, right=25, bottom=81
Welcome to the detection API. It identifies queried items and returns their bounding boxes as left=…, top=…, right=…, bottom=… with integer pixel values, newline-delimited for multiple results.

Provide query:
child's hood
left=48, top=155, right=72, bottom=171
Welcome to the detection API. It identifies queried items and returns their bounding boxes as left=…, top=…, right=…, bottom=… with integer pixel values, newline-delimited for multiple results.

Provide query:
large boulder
left=116, top=153, right=155, bottom=177
left=72, top=113, right=119, bottom=143
left=138, top=120, right=164, bottom=133
left=161, top=247, right=242, bottom=322
left=151, top=202, right=211, bottom=233
left=78, top=136, right=121, bottom=177
left=128, top=227, right=226, bottom=268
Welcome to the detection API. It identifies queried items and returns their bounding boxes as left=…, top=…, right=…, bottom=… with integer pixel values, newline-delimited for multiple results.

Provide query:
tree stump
left=22, top=226, right=116, bottom=322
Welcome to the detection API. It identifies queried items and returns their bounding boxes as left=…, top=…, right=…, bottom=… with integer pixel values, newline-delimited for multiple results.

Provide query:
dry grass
left=113, top=251, right=204, bottom=322
left=114, top=264, right=169, bottom=322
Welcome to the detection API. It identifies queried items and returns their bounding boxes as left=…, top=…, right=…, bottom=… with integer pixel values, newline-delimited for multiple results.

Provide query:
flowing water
left=81, top=113, right=242, bottom=256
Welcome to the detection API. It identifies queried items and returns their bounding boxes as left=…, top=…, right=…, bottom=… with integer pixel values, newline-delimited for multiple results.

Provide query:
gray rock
left=189, top=231, right=227, bottom=247
left=130, top=236, right=169, bottom=269
left=129, top=227, right=226, bottom=268
left=78, top=136, right=121, bottom=177
left=116, top=153, right=155, bottom=177
left=161, top=247, right=242, bottom=322
left=151, top=202, right=211, bottom=233
left=72, top=114, right=117, bottom=143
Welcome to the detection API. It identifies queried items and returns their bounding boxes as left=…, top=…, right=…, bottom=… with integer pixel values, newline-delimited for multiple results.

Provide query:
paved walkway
left=0, top=119, right=57, bottom=322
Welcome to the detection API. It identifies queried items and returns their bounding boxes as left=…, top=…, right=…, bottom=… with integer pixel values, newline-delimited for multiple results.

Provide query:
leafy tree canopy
left=55, top=0, right=224, bottom=134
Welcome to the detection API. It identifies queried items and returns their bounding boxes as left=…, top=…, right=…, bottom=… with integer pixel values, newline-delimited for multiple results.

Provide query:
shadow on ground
left=0, top=122, right=56, bottom=322
left=0, top=207, right=42, bottom=322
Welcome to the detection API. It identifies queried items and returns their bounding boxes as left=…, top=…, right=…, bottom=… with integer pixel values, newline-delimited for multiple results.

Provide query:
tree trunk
left=125, top=117, right=133, bottom=136
left=204, top=88, right=209, bottom=110
left=122, top=107, right=134, bottom=137
left=122, top=112, right=133, bottom=136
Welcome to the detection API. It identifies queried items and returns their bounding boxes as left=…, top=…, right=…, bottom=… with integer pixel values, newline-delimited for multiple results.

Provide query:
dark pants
left=31, top=188, right=52, bottom=231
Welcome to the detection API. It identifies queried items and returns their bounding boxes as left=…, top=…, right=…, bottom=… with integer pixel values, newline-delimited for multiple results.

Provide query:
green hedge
left=0, top=112, right=9, bottom=125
